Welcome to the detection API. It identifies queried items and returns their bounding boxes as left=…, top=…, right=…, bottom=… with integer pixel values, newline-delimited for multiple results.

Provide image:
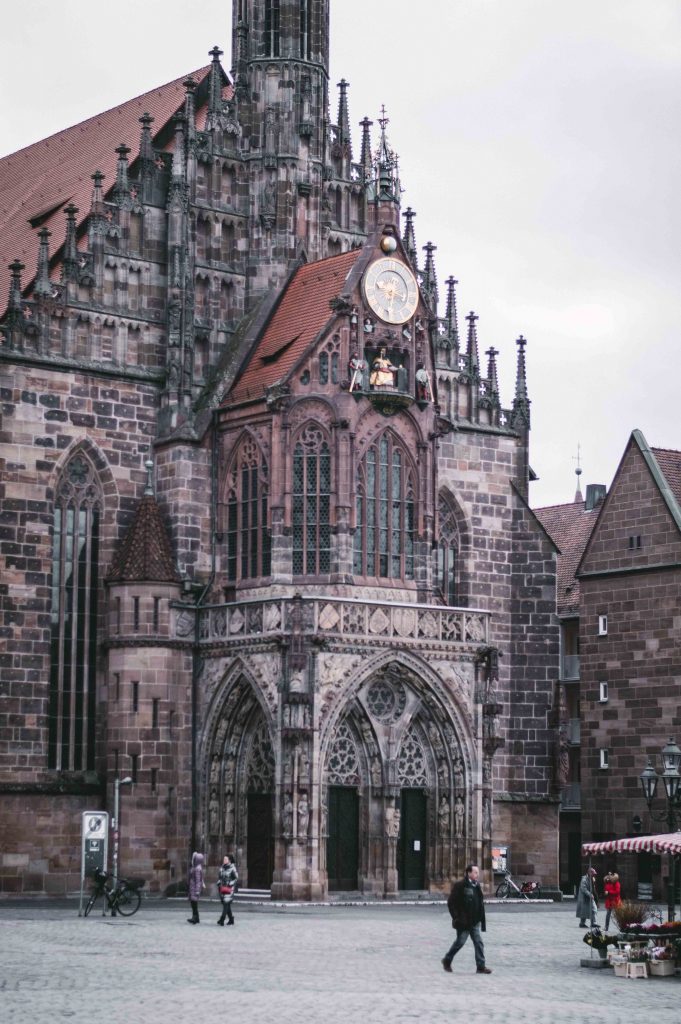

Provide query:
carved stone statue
left=453, top=756, right=465, bottom=792
left=210, top=753, right=220, bottom=787
left=454, top=795, right=465, bottom=838
left=224, top=753, right=236, bottom=788
left=223, top=794, right=235, bottom=836
left=438, top=795, right=450, bottom=836
left=385, top=805, right=401, bottom=839
left=209, top=788, right=219, bottom=834
left=437, top=760, right=448, bottom=787
left=370, top=756, right=382, bottom=788
left=482, top=794, right=492, bottom=838
left=299, top=750, right=311, bottom=787
left=297, top=795, right=309, bottom=839
left=429, top=722, right=445, bottom=758
left=282, top=794, right=293, bottom=836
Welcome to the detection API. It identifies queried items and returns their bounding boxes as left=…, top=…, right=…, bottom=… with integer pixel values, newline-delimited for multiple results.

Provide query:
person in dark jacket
left=187, top=851, right=205, bottom=924
left=217, top=854, right=238, bottom=926
left=442, top=864, right=492, bottom=974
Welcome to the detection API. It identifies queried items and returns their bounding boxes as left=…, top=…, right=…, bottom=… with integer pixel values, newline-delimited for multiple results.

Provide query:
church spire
left=402, top=207, right=418, bottom=269
left=206, top=45, right=224, bottom=132
left=376, top=106, right=396, bottom=202
left=112, top=144, right=132, bottom=207
left=510, top=334, right=531, bottom=430
left=573, top=444, right=583, bottom=502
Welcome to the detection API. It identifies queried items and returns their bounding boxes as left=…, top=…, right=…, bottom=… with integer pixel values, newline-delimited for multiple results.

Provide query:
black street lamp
left=639, top=738, right=681, bottom=921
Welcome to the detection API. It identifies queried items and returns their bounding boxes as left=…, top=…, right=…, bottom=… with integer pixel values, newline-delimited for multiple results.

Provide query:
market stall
left=579, top=833, right=681, bottom=977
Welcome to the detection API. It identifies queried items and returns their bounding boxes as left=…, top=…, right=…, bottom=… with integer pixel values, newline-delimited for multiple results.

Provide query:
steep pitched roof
left=0, top=64, right=214, bottom=317
left=226, top=248, right=363, bottom=404
left=534, top=498, right=600, bottom=615
left=650, top=445, right=681, bottom=515
left=107, top=494, right=181, bottom=584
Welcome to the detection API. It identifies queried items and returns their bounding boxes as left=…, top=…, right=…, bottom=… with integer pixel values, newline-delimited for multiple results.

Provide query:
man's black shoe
left=476, top=967, right=492, bottom=974
left=441, top=959, right=452, bottom=973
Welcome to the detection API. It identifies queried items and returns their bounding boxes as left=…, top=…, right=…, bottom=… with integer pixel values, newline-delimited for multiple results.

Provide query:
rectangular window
left=598, top=614, right=608, bottom=636
left=152, top=698, right=160, bottom=729
left=132, top=680, right=139, bottom=713
left=133, top=596, right=140, bottom=632
left=151, top=768, right=157, bottom=795
left=115, top=596, right=121, bottom=634
left=628, top=535, right=642, bottom=549
left=599, top=749, right=609, bottom=770
left=113, top=673, right=120, bottom=703
left=168, top=786, right=175, bottom=815
left=599, top=681, right=608, bottom=703
left=130, top=753, right=138, bottom=783
left=153, top=596, right=161, bottom=632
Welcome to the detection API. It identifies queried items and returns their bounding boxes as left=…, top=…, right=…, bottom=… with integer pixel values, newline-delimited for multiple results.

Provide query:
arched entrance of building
left=321, top=660, right=472, bottom=896
left=204, top=675, right=275, bottom=890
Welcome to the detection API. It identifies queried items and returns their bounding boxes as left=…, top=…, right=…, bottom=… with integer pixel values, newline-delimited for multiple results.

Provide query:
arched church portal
left=322, top=663, right=471, bottom=896
left=205, top=678, right=275, bottom=890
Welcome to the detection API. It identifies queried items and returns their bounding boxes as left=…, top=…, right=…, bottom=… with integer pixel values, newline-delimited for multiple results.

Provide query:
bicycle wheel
left=115, top=886, right=141, bottom=916
left=84, top=891, right=100, bottom=917
left=495, top=881, right=510, bottom=898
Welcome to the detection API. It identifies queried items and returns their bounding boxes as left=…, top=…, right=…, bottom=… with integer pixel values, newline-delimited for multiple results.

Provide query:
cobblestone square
left=1, top=901, right=678, bottom=1023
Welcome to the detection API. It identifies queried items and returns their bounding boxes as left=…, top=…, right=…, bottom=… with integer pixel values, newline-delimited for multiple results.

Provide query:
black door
left=327, top=786, right=359, bottom=891
left=247, top=793, right=273, bottom=889
left=399, top=789, right=427, bottom=890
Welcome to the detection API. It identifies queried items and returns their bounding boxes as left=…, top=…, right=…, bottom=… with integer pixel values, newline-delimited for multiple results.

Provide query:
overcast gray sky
left=2, top=0, right=679, bottom=508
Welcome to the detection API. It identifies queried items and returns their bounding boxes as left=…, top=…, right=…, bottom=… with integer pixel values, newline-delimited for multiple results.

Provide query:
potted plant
left=612, top=900, right=651, bottom=933
left=583, top=928, right=619, bottom=960
left=649, top=946, right=675, bottom=976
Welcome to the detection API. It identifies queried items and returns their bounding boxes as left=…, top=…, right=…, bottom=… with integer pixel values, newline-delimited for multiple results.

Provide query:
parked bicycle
left=495, top=870, right=542, bottom=899
left=84, top=867, right=145, bottom=917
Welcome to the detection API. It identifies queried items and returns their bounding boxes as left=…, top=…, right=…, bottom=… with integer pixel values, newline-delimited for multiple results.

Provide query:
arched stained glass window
left=437, top=494, right=460, bottom=605
left=48, top=453, right=102, bottom=771
left=225, top=437, right=271, bottom=582
left=354, top=432, right=415, bottom=580
left=292, top=425, right=331, bottom=575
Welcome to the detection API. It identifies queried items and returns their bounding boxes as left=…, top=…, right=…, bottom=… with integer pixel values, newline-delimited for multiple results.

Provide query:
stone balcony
left=174, top=595, right=491, bottom=651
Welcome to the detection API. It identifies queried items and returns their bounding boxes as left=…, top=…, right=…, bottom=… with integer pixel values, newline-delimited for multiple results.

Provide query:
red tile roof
left=107, top=494, right=181, bottom=584
left=0, top=65, right=213, bottom=317
left=651, top=446, right=681, bottom=509
left=226, top=249, right=363, bottom=403
left=534, top=499, right=600, bottom=615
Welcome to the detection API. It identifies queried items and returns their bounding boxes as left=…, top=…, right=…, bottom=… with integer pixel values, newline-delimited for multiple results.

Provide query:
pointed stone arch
left=437, top=487, right=471, bottom=606
left=202, top=663, right=276, bottom=880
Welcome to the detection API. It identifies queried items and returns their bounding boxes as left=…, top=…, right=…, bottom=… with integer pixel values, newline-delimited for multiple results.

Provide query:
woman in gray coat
left=576, top=867, right=598, bottom=928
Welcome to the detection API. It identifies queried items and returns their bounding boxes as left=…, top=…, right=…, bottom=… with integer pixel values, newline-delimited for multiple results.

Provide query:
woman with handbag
left=217, top=854, right=238, bottom=926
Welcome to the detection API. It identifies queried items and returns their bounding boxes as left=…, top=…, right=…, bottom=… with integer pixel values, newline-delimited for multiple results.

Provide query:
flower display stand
left=626, top=962, right=648, bottom=979
left=613, top=961, right=628, bottom=977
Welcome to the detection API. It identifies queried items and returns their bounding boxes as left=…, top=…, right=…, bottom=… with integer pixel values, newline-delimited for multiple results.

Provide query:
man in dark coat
left=442, top=864, right=492, bottom=974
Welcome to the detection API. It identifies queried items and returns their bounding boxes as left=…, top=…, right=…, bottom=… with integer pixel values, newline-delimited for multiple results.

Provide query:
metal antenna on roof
left=573, top=443, right=583, bottom=503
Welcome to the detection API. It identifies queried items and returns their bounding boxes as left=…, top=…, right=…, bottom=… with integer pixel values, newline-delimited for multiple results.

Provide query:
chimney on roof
left=585, top=484, right=606, bottom=511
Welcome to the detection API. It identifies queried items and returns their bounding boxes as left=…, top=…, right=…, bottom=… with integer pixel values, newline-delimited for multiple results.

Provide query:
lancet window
left=437, top=494, right=460, bottom=605
left=48, top=452, right=102, bottom=771
left=225, top=437, right=271, bottom=582
left=292, top=425, right=331, bottom=575
left=354, top=432, right=415, bottom=580
left=264, top=0, right=281, bottom=57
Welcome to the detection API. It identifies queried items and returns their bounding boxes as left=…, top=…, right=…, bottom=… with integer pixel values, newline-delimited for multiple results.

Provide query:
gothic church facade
left=0, top=1, right=560, bottom=897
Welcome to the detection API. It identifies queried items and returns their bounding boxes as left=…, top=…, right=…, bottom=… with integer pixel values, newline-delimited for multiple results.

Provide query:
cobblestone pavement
left=0, top=900, right=678, bottom=1024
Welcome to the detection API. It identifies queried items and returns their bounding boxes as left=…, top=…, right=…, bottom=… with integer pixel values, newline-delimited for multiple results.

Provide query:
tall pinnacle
left=376, top=106, right=395, bottom=201
left=485, top=346, right=500, bottom=405
left=465, top=311, right=480, bottom=379
left=359, top=116, right=374, bottom=187
left=421, top=242, right=439, bottom=313
left=113, top=145, right=131, bottom=206
left=336, top=79, right=352, bottom=156
left=206, top=45, right=224, bottom=132
left=510, top=335, right=531, bottom=430
left=33, top=228, right=52, bottom=297
left=402, top=207, right=418, bottom=269
left=445, top=276, right=459, bottom=352
left=62, top=204, right=79, bottom=282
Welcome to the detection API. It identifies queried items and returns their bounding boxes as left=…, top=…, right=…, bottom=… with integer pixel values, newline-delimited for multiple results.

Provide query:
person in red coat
left=603, top=871, right=621, bottom=931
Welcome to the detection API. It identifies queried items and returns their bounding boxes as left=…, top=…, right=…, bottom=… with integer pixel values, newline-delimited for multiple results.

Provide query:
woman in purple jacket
left=187, top=851, right=205, bottom=924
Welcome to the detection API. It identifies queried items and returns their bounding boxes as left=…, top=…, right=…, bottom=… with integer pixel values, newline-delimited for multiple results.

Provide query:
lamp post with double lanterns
left=639, top=738, right=681, bottom=921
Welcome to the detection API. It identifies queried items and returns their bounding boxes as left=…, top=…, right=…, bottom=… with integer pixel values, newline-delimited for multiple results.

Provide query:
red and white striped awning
left=582, top=833, right=681, bottom=857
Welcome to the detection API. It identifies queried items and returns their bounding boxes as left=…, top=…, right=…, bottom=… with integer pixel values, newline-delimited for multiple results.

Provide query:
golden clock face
left=363, top=257, right=419, bottom=325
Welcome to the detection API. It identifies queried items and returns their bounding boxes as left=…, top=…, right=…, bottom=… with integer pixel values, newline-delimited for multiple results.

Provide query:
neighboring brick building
left=0, top=1, right=560, bottom=897
left=537, top=429, right=681, bottom=899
